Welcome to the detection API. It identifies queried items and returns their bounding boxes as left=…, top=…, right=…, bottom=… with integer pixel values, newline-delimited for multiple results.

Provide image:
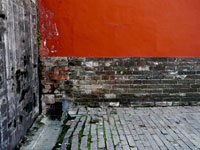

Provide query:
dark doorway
left=47, top=102, right=63, bottom=120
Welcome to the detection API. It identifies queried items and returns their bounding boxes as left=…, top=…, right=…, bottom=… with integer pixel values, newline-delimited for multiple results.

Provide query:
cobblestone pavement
left=61, top=106, right=200, bottom=150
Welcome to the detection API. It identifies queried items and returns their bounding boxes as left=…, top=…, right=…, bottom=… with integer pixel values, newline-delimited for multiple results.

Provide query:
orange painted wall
left=38, top=0, right=200, bottom=57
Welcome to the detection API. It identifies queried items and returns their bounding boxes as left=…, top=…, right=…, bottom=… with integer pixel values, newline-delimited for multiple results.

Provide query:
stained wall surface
left=38, top=0, right=200, bottom=57
left=41, top=57, right=200, bottom=109
left=0, top=0, right=39, bottom=149
left=39, top=0, right=200, bottom=112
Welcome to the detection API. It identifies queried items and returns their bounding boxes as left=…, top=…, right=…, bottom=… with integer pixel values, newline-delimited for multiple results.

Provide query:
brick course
left=41, top=57, right=200, bottom=108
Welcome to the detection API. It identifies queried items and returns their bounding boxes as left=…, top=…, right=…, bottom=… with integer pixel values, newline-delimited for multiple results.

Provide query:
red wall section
left=38, top=0, right=200, bottom=57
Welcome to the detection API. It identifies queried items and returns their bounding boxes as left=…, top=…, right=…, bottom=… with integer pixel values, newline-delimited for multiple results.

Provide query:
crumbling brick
left=41, top=57, right=200, bottom=107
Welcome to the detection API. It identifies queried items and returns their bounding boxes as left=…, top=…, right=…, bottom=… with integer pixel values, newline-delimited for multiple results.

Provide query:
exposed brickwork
left=41, top=57, right=200, bottom=109
left=0, top=0, right=39, bottom=149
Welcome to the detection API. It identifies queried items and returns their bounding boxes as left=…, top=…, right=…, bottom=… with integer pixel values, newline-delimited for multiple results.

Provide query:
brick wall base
left=41, top=57, right=200, bottom=109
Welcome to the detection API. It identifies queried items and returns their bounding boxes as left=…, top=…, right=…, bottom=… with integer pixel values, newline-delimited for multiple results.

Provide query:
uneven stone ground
left=61, top=106, right=200, bottom=150
left=20, top=116, right=62, bottom=150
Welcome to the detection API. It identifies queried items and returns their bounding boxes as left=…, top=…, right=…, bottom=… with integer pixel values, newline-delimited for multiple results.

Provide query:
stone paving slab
left=61, top=106, right=200, bottom=150
left=20, top=117, right=62, bottom=150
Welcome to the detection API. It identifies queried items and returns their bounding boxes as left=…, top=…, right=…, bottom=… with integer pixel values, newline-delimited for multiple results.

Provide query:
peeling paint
left=38, top=0, right=59, bottom=56
left=38, top=0, right=200, bottom=57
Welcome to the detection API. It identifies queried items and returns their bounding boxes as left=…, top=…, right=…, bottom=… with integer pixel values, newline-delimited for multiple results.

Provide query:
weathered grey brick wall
left=41, top=57, right=200, bottom=109
left=0, top=0, right=39, bottom=149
